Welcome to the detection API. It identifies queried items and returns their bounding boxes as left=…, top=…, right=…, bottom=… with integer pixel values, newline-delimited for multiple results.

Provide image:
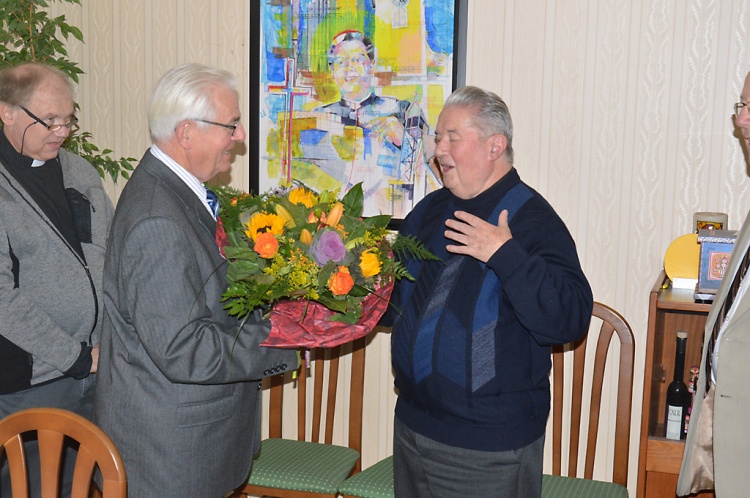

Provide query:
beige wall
left=51, top=0, right=254, bottom=200
left=53, top=0, right=750, bottom=495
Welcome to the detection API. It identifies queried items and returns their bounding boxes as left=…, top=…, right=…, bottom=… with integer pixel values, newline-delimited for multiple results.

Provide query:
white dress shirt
left=149, top=144, right=214, bottom=219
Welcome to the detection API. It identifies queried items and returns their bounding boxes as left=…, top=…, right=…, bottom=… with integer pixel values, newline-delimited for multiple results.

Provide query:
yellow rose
left=288, top=187, right=318, bottom=208
left=254, top=231, right=279, bottom=258
left=328, top=266, right=354, bottom=296
left=359, top=250, right=381, bottom=277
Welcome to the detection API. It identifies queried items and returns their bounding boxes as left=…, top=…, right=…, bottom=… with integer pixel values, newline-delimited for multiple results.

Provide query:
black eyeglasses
left=192, top=118, right=240, bottom=134
left=19, top=106, right=78, bottom=132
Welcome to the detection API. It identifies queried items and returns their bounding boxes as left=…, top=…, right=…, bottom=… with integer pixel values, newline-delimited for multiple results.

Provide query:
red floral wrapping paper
left=215, top=216, right=228, bottom=258
left=261, top=282, right=394, bottom=349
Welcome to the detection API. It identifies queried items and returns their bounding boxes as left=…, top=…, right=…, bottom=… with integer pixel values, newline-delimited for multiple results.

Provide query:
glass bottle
left=665, top=331, right=690, bottom=440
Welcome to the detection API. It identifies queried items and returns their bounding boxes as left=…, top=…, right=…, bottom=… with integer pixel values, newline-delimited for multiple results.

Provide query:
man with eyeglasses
left=318, top=30, right=436, bottom=217
left=92, top=63, right=297, bottom=497
left=0, top=63, right=114, bottom=497
left=678, top=71, right=750, bottom=497
left=323, top=30, right=414, bottom=148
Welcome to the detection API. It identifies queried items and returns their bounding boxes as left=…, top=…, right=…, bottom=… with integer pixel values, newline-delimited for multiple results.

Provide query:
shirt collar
left=149, top=144, right=214, bottom=218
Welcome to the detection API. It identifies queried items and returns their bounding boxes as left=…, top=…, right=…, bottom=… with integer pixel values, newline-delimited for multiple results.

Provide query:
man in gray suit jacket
left=678, top=70, right=750, bottom=496
left=93, top=63, right=297, bottom=498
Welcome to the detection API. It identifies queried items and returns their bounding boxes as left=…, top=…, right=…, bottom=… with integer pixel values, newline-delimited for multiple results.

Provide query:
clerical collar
left=341, top=93, right=376, bottom=110
left=0, top=129, right=52, bottom=169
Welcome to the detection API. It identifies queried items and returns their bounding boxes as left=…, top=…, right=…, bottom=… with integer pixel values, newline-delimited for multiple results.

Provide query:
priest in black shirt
left=0, top=63, right=114, bottom=498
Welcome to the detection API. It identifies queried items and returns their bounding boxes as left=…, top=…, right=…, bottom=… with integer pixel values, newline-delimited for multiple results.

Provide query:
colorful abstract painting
left=253, top=0, right=457, bottom=218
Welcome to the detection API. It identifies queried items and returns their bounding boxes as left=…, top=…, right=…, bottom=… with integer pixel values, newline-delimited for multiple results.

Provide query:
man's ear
left=175, top=120, right=193, bottom=149
left=489, top=134, right=507, bottom=159
left=0, top=104, right=15, bottom=127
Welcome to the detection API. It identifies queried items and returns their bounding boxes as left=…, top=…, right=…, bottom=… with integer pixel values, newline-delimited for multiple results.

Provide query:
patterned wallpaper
left=467, top=1, right=750, bottom=492
left=51, top=0, right=253, bottom=200
left=50, top=0, right=750, bottom=495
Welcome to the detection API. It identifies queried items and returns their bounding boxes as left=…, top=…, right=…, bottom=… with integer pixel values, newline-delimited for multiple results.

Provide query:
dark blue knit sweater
left=388, top=168, right=593, bottom=452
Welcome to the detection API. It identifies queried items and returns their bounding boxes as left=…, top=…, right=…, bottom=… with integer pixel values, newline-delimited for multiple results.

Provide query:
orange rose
left=254, top=231, right=279, bottom=258
left=328, top=266, right=354, bottom=296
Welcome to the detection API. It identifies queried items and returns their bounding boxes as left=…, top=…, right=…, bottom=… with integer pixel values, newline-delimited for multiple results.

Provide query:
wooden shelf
left=637, top=271, right=714, bottom=498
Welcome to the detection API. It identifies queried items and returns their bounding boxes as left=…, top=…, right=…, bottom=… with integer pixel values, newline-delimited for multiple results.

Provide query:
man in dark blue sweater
left=386, top=86, right=593, bottom=497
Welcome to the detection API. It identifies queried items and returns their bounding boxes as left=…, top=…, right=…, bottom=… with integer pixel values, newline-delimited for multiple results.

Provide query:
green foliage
left=0, top=0, right=134, bottom=182
left=392, top=234, right=442, bottom=263
left=64, top=131, right=134, bottom=181
left=340, top=181, right=364, bottom=218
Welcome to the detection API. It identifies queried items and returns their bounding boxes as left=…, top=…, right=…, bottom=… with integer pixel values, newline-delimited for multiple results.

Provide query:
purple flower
left=309, top=230, right=347, bottom=265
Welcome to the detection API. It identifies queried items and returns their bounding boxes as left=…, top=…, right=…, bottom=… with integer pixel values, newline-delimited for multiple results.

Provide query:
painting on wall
left=249, top=0, right=463, bottom=220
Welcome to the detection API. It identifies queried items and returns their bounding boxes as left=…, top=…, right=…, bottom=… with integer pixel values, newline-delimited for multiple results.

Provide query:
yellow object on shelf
left=664, top=233, right=700, bottom=287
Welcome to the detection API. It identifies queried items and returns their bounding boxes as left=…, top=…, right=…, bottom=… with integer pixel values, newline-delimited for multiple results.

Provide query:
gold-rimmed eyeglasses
left=19, top=105, right=78, bottom=133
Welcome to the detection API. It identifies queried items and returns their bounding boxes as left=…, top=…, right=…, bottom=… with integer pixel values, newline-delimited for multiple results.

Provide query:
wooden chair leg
left=222, top=488, right=245, bottom=498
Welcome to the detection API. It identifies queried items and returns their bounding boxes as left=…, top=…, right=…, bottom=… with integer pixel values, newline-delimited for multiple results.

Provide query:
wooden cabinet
left=637, top=271, right=715, bottom=498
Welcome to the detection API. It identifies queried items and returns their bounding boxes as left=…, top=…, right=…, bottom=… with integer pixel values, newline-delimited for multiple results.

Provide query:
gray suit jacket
left=93, top=150, right=297, bottom=498
left=678, top=210, right=750, bottom=496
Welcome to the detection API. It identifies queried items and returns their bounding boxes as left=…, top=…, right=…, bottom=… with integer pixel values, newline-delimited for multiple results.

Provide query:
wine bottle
left=665, top=331, right=690, bottom=440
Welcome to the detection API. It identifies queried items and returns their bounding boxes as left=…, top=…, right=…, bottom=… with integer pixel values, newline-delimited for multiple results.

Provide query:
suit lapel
left=714, top=210, right=750, bottom=363
left=702, top=212, right=750, bottom=344
left=139, top=151, right=217, bottom=245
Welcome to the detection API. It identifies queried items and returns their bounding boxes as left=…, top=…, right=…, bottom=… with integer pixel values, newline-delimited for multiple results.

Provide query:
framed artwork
left=249, top=0, right=466, bottom=222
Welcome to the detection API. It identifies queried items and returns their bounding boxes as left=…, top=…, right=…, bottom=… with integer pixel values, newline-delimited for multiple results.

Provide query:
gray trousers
left=393, top=417, right=544, bottom=498
left=0, top=375, right=96, bottom=498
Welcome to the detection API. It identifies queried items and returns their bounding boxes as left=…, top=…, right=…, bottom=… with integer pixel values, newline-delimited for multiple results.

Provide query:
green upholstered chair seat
left=336, top=458, right=630, bottom=498
left=248, top=438, right=360, bottom=493
left=542, top=474, right=629, bottom=498
left=337, top=455, right=394, bottom=498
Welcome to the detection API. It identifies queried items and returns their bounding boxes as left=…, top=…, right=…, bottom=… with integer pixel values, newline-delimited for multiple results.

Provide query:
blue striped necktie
left=206, top=188, right=220, bottom=221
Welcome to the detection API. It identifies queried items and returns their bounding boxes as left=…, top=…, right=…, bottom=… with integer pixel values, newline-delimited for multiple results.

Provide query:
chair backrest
left=549, top=302, right=635, bottom=487
left=0, top=407, right=127, bottom=498
left=265, top=336, right=366, bottom=474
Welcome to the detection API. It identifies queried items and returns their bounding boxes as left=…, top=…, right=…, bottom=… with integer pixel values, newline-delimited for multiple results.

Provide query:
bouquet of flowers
left=214, top=183, right=437, bottom=348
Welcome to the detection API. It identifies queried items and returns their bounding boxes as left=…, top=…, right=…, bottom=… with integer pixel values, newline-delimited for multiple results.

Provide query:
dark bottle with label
left=665, top=330, right=690, bottom=440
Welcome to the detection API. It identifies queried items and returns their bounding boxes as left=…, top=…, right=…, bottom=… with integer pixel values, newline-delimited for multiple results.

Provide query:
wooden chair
left=338, top=303, right=635, bottom=498
left=232, top=336, right=367, bottom=498
left=543, top=301, right=635, bottom=498
left=0, top=407, right=127, bottom=498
